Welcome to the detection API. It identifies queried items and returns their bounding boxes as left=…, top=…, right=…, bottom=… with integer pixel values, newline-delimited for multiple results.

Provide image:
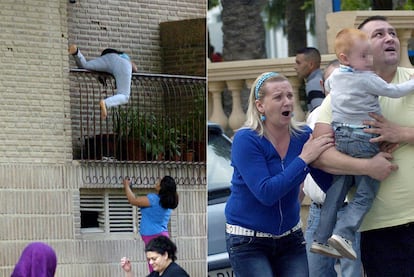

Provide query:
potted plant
left=114, top=108, right=153, bottom=161
left=163, top=126, right=182, bottom=161
left=183, top=87, right=206, bottom=162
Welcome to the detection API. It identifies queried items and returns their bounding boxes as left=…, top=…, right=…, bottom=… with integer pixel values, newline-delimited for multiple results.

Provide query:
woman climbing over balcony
left=68, top=45, right=138, bottom=119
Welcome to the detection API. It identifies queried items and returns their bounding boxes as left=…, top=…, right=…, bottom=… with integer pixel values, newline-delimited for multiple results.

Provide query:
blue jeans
left=361, top=222, right=414, bottom=277
left=314, top=125, right=380, bottom=243
left=305, top=202, right=363, bottom=277
left=226, top=230, right=308, bottom=277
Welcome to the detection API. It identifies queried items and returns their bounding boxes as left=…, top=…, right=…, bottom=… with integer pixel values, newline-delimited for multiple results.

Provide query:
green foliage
left=163, top=126, right=182, bottom=158
left=264, top=0, right=315, bottom=34
left=401, top=0, right=414, bottom=9
left=264, top=0, right=286, bottom=29
left=341, top=0, right=371, bottom=10
left=114, top=109, right=182, bottom=160
left=208, top=0, right=220, bottom=9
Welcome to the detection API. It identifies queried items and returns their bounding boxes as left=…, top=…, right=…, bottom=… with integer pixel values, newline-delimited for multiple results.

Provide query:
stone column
left=208, top=81, right=228, bottom=129
left=397, top=28, right=414, bottom=67
left=227, top=80, right=246, bottom=132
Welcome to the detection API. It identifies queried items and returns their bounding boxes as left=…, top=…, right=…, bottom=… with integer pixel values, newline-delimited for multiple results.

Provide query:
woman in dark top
left=121, top=236, right=189, bottom=277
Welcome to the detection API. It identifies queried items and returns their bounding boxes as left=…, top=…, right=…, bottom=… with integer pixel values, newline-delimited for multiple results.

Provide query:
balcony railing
left=70, top=69, right=206, bottom=165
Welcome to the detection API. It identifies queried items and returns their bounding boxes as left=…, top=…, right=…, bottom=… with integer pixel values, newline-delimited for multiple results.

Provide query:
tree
left=264, top=0, right=308, bottom=56
left=285, top=0, right=307, bottom=56
left=221, top=0, right=267, bottom=61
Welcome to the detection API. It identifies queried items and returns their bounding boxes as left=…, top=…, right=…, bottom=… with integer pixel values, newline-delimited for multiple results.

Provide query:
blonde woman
left=225, top=72, right=333, bottom=277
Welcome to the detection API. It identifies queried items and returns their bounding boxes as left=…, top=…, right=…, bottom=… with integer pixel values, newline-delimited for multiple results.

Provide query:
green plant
left=163, top=126, right=182, bottom=159
left=114, top=108, right=160, bottom=159
left=114, top=109, right=185, bottom=161
left=185, top=86, right=206, bottom=143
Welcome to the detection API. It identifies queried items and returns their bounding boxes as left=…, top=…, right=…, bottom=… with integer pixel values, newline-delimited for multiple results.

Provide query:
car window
left=207, top=129, right=232, bottom=203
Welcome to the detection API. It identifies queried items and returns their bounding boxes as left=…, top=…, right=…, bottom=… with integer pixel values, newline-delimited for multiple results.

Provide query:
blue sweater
left=225, top=126, right=330, bottom=235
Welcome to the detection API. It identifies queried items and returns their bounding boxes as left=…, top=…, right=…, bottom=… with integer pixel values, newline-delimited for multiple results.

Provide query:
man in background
left=295, top=47, right=325, bottom=112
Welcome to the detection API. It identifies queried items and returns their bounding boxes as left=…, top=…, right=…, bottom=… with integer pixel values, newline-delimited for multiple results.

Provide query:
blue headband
left=255, top=72, right=279, bottom=99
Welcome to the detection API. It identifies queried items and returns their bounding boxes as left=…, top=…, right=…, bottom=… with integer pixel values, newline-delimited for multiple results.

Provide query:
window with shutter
left=108, top=193, right=134, bottom=233
left=80, top=193, right=105, bottom=233
left=80, top=189, right=140, bottom=235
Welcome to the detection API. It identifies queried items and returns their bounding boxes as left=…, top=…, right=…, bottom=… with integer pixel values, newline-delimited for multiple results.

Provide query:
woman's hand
left=131, top=61, right=138, bottom=73
left=299, top=133, right=334, bottom=164
left=121, top=257, right=131, bottom=272
left=123, top=177, right=131, bottom=188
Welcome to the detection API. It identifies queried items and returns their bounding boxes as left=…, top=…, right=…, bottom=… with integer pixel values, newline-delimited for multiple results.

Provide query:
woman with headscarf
left=11, top=242, right=57, bottom=277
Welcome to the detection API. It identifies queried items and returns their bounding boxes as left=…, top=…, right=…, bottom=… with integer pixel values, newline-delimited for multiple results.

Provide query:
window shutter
left=108, top=193, right=134, bottom=233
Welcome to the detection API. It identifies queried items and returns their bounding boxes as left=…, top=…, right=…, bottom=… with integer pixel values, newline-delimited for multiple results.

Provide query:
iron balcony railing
left=70, top=69, right=206, bottom=165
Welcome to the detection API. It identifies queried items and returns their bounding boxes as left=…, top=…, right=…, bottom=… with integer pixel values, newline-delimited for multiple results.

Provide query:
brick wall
left=0, top=163, right=206, bottom=277
left=0, top=0, right=207, bottom=276
left=67, top=0, right=206, bottom=73
left=0, top=0, right=71, bottom=164
left=160, top=18, right=206, bottom=76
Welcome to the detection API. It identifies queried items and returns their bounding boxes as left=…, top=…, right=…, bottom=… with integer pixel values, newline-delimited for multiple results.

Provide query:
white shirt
left=303, top=106, right=326, bottom=204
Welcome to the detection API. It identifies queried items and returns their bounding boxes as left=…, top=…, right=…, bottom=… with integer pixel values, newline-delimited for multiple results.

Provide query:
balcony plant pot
left=185, top=149, right=195, bottom=162
left=114, top=108, right=157, bottom=161
left=83, top=134, right=117, bottom=160
left=192, top=140, right=206, bottom=162
left=117, top=137, right=146, bottom=161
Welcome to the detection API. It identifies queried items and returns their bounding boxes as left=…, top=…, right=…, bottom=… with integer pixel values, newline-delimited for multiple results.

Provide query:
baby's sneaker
left=328, top=234, right=357, bottom=260
left=310, top=241, right=342, bottom=258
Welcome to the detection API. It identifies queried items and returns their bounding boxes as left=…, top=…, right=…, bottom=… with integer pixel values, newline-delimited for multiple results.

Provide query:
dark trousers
left=361, top=222, right=414, bottom=277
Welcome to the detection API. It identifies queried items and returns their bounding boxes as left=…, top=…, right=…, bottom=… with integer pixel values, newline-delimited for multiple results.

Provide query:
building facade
left=0, top=0, right=206, bottom=276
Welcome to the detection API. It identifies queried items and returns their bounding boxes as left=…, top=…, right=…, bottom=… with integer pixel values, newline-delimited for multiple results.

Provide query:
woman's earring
left=260, top=114, right=266, bottom=122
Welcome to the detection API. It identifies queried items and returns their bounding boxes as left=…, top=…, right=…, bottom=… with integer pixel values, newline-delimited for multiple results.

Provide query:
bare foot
left=100, top=100, right=107, bottom=119
left=68, top=44, right=78, bottom=55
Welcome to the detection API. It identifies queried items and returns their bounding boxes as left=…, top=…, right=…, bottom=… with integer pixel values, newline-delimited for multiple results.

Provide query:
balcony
left=70, top=69, right=206, bottom=185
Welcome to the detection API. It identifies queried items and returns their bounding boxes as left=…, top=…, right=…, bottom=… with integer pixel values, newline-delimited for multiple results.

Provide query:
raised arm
left=121, top=257, right=134, bottom=277
left=364, top=73, right=414, bottom=98
left=123, top=178, right=150, bottom=207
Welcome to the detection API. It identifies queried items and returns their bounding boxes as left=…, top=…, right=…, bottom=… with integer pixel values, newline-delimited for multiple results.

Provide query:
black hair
left=159, top=176, right=179, bottom=209
left=145, top=236, right=177, bottom=261
left=357, top=15, right=388, bottom=30
left=100, top=48, right=124, bottom=56
left=296, top=47, right=321, bottom=64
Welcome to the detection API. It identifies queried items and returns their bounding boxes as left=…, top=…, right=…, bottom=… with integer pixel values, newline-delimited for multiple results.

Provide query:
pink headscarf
left=11, top=242, right=57, bottom=277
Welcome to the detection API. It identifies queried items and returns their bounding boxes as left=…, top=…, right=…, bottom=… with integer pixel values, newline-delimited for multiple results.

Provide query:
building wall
left=0, top=0, right=72, bottom=164
left=160, top=18, right=207, bottom=76
left=0, top=0, right=206, bottom=276
left=67, top=0, right=206, bottom=73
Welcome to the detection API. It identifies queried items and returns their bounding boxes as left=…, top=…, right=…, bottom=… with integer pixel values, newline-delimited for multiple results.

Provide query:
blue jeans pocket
left=335, top=128, right=379, bottom=157
left=227, top=234, right=254, bottom=252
